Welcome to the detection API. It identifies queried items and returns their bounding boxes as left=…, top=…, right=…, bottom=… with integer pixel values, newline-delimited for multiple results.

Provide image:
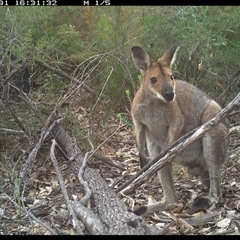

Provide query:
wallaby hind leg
left=187, top=165, right=210, bottom=188
left=200, top=170, right=210, bottom=189
left=192, top=101, right=229, bottom=209
left=147, top=140, right=177, bottom=204
left=133, top=141, right=178, bottom=215
left=133, top=163, right=178, bottom=215
left=158, top=163, right=177, bottom=204
left=193, top=125, right=228, bottom=209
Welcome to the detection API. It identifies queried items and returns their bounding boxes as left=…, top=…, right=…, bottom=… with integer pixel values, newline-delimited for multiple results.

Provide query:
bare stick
left=50, top=140, right=84, bottom=235
left=92, top=152, right=125, bottom=171
left=78, top=132, right=94, bottom=205
left=0, top=128, right=24, bottom=135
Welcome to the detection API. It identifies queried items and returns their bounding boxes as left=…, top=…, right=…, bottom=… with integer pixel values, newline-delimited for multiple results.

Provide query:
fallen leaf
left=156, top=222, right=165, bottom=229
left=237, top=200, right=240, bottom=210
left=199, top=227, right=211, bottom=234
left=216, top=218, right=231, bottom=228
left=226, top=210, right=237, bottom=219
left=162, top=211, right=194, bottom=234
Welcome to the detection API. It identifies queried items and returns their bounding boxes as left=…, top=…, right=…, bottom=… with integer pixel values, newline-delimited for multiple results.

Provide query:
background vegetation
left=1, top=5, right=240, bottom=165
left=1, top=4, right=240, bottom=171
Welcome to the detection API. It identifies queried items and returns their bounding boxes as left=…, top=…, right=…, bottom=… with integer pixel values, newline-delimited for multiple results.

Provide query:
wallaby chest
left=132, top=89, right=179, bottom=142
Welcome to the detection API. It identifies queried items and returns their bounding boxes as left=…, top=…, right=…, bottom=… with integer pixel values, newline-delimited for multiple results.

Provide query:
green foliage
left=125, top=89, right=132, bottom=105
left=136, top=75, right=142, bottom=89
left=23, top=19, right=83, bottom=62
left=2, top=7, right=240, bottom=96
left=140, top=6, right=240, bottom=103
left=116, top=113, right=133, bottom=129
left=2, top=7, right=92, bottom=64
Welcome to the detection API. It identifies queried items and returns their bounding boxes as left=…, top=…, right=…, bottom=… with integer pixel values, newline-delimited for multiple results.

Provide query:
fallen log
left=50, top=122, right=162, bottom=235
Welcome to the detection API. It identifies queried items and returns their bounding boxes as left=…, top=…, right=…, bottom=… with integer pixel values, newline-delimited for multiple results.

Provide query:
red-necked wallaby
left=131, top=43, right=229, bottom=215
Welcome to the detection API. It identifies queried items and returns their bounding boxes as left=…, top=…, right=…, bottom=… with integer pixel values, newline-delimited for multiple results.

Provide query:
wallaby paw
left=192, top=197, right=212, bottom=210
left=133, top=206, right=148, bottom=216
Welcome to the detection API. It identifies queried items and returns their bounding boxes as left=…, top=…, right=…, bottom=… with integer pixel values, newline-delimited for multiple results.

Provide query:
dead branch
left=71, top=199, right=107, bottom=235
left=184, top=211, right=221, bottom=227
left=35, top=60, right=96, bottom=96
left=116, top=92, right=240, bottom=195
left=50, top=139, right=84, bottom=235
left=15, top=119, right=59, bottom=196
left=6, top=95, right=29, bottom=137
left=51, top=123, right=162, bottom=235
left=0, top=128, right=24, bottom=135
left=78, top=134, right=94, bottom=205
left=92, top=152, right=125, bottom=171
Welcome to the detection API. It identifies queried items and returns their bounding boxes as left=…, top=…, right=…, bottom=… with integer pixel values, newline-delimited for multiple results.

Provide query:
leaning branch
left=16, top=119, right=60, bottom=196
left=116, top=92, right=240, bottom=195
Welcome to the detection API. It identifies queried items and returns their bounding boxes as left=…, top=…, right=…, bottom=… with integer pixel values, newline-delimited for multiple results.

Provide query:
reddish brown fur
left=131, top=44, right=229, bottom=214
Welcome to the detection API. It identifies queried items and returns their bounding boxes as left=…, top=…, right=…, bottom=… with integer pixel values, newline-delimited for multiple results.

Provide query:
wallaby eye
left=150, top=77, right=157, bottom=84
left=170, top=75, right=174, bottom=80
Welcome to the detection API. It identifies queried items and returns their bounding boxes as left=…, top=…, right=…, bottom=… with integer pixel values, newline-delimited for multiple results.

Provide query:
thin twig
left=5, top=87, right=29, bottom=137
left=91, top=66, right=113, bottom=114
left=87, top=119, right=123, bottom=161
left=78, top=132, right=94, bottom=205
left=35, top=60, right=96, bottom=96
left=0, top=128, right=24, bottom=135
left=105, top=53, right=136, bottom=94
left=92, top=152, right=125, bottom=171
left=50, top=139, right=84, bottom=235
left=0, top=38, right=16, bottom=66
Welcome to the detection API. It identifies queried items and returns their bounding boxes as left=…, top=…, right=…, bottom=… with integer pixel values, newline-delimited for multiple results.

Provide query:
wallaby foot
left=192, top=197, right=212, bottom=210
left=133, top=201, right=178, bottom=216
left=133, top=205, right=148, bottom=216
left=192, top=193, right=221, bottom=210
left=134, top=197, right=217, bottom=215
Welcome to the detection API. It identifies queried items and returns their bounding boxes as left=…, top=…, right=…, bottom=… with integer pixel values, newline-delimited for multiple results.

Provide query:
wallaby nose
left=164, top=91, right=174, bottom=102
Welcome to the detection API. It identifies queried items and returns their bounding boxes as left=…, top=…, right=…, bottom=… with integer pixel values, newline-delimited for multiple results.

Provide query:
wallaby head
left=131, top=43, right=180, bottom=103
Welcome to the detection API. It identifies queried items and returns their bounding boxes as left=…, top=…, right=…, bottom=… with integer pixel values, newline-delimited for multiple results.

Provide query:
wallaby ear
left=131, top=46, right=152, bottom=72
left=158, top=42, right=180, bottom=68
